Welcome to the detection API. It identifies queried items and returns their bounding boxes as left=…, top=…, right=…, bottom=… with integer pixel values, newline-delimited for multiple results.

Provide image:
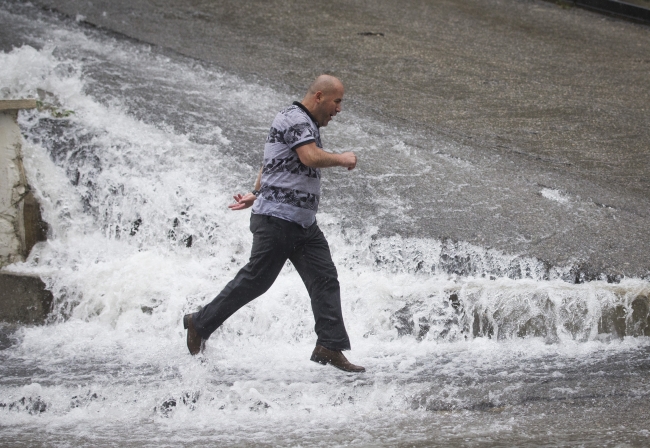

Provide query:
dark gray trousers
left=193, top=213, right=351, bottom=351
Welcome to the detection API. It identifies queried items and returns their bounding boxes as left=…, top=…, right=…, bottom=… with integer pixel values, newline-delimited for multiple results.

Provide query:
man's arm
left=228, top=167, right=262, bottom=211
left=295, top=142, right=357, bottom=170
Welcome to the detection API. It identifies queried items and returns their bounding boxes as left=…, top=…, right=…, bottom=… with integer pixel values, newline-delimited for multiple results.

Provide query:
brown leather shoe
left=183, top=313, right=203, bottom=355
left=310, top=345, right=365, bottom=373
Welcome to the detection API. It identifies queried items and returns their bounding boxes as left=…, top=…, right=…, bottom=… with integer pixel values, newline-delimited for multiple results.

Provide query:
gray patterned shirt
left=252, top=102, right=322, bottom=227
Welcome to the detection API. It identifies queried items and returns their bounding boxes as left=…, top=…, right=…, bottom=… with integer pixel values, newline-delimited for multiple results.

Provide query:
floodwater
left=1, top=1, right=650, bottom=446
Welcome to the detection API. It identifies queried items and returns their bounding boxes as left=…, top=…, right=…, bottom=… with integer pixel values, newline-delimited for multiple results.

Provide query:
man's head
left=301, top=75, right=344, bottom=127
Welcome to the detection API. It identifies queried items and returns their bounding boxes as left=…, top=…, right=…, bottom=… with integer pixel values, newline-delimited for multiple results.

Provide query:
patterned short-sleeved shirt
left=252, top=102, right=323, bottom=227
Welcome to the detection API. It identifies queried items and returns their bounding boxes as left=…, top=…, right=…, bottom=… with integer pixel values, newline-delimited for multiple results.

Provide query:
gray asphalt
left=7, top=0, right=650, bottom=278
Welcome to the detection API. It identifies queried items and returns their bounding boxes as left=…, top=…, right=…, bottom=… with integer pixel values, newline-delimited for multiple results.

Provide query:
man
left=183, top=75, right=365, bottom=373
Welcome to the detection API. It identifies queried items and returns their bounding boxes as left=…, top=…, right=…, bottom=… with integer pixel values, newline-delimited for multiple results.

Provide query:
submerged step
left=0, top=272, right=53, bottom=324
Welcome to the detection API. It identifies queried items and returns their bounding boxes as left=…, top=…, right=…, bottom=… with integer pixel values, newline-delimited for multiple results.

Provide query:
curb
left=571, top=0, right=650, bottom=23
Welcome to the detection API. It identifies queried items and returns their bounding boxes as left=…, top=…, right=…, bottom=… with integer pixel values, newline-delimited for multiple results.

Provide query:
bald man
left=183, top=75, right=365, bottom=373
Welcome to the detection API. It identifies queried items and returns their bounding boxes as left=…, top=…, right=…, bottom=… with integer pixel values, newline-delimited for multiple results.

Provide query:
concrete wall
left=0, top=108, right=27, bottom=267
left=0, top=100, right=52, bottom=323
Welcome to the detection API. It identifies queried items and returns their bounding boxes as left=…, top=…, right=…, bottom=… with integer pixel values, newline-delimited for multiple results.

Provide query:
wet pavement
left=6, top=0, right=650, bottom=278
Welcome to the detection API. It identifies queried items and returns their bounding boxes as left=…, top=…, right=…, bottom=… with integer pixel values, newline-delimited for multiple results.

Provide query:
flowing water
left=1, top=3, right=650, bottom=446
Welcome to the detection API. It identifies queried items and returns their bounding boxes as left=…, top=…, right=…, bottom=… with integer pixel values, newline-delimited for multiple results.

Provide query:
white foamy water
left=1, top=4, right=650, bottom=446
left=541, top=187, right=569, bottom=204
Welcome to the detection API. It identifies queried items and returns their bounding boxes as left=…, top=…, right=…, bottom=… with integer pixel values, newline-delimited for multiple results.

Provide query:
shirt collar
left=293, top=101, right=320, bottom=128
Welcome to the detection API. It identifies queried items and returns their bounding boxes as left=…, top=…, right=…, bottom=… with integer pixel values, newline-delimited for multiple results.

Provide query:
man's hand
left=228, top=193, right=257, bottom=211
left=339, top=151, right=357, bottom=170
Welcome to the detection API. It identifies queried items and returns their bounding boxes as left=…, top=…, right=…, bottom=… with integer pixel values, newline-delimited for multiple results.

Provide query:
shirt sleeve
left=287, top=122, right=316, bottom=151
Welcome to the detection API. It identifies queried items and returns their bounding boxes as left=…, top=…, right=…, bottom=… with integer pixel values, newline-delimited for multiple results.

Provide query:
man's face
left=314, top=85, right=344, bottom=127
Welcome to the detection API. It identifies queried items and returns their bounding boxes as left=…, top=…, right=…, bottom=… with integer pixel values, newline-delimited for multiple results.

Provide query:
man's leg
left=290, top=223, right=351, bottom=351
left=192, top=214, right=295, bottom=339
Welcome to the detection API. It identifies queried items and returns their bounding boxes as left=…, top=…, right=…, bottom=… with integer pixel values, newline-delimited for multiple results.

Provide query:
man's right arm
left=295, top=142, right=357, bottom=170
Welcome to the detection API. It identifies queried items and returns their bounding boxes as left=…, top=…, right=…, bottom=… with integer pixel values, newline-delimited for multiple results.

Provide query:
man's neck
left=294, top=100, right=319, bottom=127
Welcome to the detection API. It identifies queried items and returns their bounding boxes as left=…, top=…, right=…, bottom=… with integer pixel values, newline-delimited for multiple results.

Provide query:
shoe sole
left=310, top=354, right=328, bottom=365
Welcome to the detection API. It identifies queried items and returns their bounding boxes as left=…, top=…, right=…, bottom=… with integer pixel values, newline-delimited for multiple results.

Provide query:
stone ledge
left=0, top=99, right=37, bottom=111
left=0, top=272, right=53, bottom=324
left=1, top=101, right=48, bottom=269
